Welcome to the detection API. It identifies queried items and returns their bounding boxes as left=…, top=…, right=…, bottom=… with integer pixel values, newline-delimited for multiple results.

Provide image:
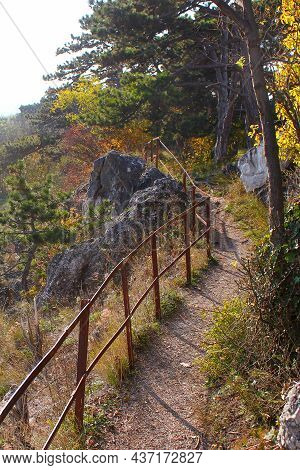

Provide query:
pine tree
left=0, top=161, right=72, bottom=292
left=46, top=1, right=235, bottom=149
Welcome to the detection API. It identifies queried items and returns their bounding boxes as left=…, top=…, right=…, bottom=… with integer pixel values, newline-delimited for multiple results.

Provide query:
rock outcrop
left=37, top=151, right=187, bottom=305
left=237, top=142, right=268, bottom=192
left=87, top=151, right=168, bottom=215
left=87, top=151, right=145, bottom=214
left=277, top=382, right=300, bottom=449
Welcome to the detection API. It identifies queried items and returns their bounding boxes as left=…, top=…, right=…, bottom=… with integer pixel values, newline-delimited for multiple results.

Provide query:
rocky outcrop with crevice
left=278, top=382, right=300, bottom=449
left=37, top=151, right=187, bottom=306
left=86, top=151, right=168, bottom=215
left=87, top=151, right=146, bottom=214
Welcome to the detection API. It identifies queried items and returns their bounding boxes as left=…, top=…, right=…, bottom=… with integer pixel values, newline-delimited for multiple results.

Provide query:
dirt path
left=103, top=201, right=250, bottom=450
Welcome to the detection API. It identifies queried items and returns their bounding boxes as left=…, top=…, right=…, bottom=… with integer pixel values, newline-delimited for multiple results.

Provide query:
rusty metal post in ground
left=154, top=139, right=160, bottom=169
left=143, top=144, right=148, bottom=164
left=183, top=211, right=192, bottom=285
left=191, top=186, right=196, bottom=239
left=182, top=172, right=187, bottom=193
left=75, top=299, right=90, bottom=432
left=205, top=198, right=211, bottom=258
left=121, top=263, right=134, bottom=369
left=151, top=233, right=161, bottom=320
left=150, top=139, right=154, bottom=164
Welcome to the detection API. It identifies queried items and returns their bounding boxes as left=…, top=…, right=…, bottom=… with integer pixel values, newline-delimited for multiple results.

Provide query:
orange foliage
left=95, top=121, right=151, bottom=155
left=57, top=157, right=92, bottom=192
left=61, top=124, right=102, bottom=162
left=58, top=122, right=150, bottom=192
left=62, top=121, right=151, bottom=164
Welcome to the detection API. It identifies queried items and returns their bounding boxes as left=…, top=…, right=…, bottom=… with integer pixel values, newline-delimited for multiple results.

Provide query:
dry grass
left=224, top=179, right=268, bottom=243
left=1, top=226, right=208, bottom=450
left=0, top=310, right=33, bottom=399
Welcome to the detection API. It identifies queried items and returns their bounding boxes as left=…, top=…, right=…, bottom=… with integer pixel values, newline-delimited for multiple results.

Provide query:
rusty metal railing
left=144, top=137, right=209, bottom=193
left=0, top=139, right=212, bottom=449
left=144, top=137, right=211, bottom=252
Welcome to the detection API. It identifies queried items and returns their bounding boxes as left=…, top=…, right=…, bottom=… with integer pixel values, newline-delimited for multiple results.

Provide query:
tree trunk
left=242, top=0, right=284, bottom=244
left=214, top=26, right=230, bottom=162
left=215, top=91, right=239, bottom=161
left=214, top=87, right=230, bottom=162
left=212, top=25, right=241, bottom=162
left=242, top=64, right=260, bottom=130
left=241, top=49, right=260, bottom=148
left=210, top=0, right=285, bottom=244
left=21, top=245, right=37, bottom=292
left=240, top=38, right=260, bottom=131
left=210, top=29, right=236, bottom=163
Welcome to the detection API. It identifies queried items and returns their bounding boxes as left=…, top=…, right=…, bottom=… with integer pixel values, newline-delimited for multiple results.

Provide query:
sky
left=0, top=0, right=92, bottom=116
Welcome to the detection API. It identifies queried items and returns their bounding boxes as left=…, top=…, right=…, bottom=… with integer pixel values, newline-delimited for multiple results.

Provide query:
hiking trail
left=102, top=198, right=250, bottom=450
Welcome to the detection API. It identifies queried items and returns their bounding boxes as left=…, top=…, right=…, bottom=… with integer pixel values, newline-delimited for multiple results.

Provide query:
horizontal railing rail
left=0, top=138, right=212, bottom=450
left=144, top=137, right=210, bottom=198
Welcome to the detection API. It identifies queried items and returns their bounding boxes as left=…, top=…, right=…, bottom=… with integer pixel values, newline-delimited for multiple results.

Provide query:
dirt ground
left=102, top=200, right=250, bottom=450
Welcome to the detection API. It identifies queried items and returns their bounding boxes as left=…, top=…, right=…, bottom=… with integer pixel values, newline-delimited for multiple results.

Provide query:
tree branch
left=205, top=0, right=249, bottom=31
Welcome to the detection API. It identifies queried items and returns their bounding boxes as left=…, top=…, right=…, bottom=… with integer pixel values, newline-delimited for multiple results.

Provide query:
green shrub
left=243, top=202, right=300, bottom=357
left=198, top=203, right=299, bottom=438
left=160, top=289, right=184, bottom=318
left=199, top=298, right=248, bottom=387
left=0, top=134, right=41, bottom=168
left=198, top=297, right=284, bottom=432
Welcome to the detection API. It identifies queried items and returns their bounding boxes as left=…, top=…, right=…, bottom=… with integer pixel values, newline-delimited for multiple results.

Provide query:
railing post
left=75, top=299, right=90, bottom=432
left=183, top=211, right=192, bottom=285
left=154, top=139, right=159, bottom=168
left=143, top=144, right=148, bottom=164
left=191, top=186, right=196, bottom=238
left=182, top=172, right=187, bottom=193
left=151, top=233, right=161, bottom=320
left=205, top=197, right=211, bottom=258
left=150, top=139, right=154, bottom=163
left=121, top=263, right=134, bottom=369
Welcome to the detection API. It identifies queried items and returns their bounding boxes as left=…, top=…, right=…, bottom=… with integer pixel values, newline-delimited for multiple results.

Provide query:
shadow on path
left=140, top=382, right=208, bottom=449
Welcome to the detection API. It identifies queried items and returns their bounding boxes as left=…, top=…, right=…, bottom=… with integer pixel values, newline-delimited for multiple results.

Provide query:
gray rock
left=87, top=150, right=146, bottom=214
left=277, top=382, right=300, bottom=449
left=103, top=177, right=186, bottom=257
left=136, top=167, right=166, bottom=191
left=237, top=142, right=268, bottom=192
left=37, top=239, right=107, bottom=305
left=37, top=153, right=187, bottom=305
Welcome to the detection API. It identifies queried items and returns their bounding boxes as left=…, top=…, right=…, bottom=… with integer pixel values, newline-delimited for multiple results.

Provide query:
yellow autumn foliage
left=275, top=0, right=300, bottom=164
left=52, top=77, right=151, bottom=154
left=52, top=78, right=100, bottom=123
left=94, top=120, right=151, bottom=155
left=183, top=135, right=214, bottom=173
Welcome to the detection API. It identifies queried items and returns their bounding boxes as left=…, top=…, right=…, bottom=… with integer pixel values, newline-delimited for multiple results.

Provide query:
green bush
left=198, top=203, right=299, bottom=432
left=199, top=298, right=248, bottom=387
left=160, top=289, right=184, bottom=318
left=0, top=134, right=41, bottom=167
left=198, top=297, right=284, bottom=431
left=243, top=203, right=300, bottom=353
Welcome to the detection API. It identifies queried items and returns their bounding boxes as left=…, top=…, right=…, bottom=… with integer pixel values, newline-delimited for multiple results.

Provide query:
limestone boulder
left=237, top=142, right=268, bottom=192
left=87, top=150, right=146, bottom=214
left=277, top=382, right=300, bottom=449
left=37, top=152, right=187, bottom=305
